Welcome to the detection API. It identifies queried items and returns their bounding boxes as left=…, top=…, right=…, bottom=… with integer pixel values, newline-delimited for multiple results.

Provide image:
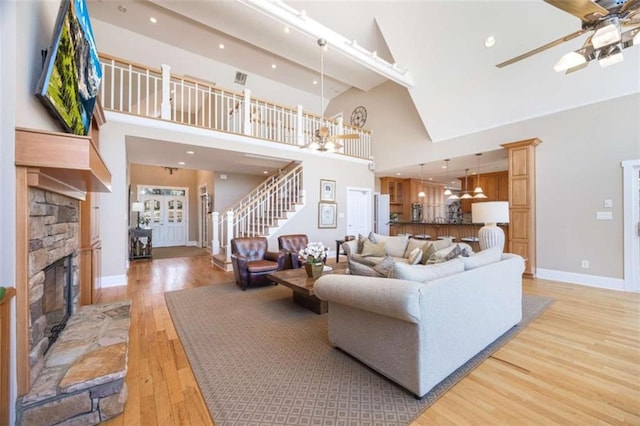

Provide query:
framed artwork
left=320, top=179, right=336, bottom=202
left=318, top=202, right=337, bottom=228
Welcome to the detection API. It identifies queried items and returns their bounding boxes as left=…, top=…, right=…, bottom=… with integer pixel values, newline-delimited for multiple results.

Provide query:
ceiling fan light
left=592, top=22, right=621, bottom=49
left=598, top=44, right=624, bottom=68
left=554, top=51, right=586, bottom=72
left=308, top=141, right=320, bottom=150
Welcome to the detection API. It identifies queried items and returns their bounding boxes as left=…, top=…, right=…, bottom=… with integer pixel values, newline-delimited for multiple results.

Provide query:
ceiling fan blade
left=544, top=0, right=609, bottom=22
left=333, top=134, right=360, bottom=140
left=496, top=29, right=587, bottom=68
left=621, top=0, right=640, bottom=13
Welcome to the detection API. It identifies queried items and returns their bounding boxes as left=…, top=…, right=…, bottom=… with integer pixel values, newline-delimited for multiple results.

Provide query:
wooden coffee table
left=267, top=263, right=347, bottom=314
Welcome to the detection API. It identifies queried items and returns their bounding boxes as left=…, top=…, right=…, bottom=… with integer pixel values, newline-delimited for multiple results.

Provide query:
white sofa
left=315, top=252, right=524, bottom=398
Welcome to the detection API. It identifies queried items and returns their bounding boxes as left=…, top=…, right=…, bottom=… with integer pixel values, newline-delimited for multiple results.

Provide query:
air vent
left=234, top=71, right=247, bottom=85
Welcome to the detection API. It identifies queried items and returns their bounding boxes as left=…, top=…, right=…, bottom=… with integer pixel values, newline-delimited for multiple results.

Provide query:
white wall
left=329, top=82, right=640, bottom=283
left=213, top=172, right=265, bottom=213
left=1, top=1, right=17, bottom=422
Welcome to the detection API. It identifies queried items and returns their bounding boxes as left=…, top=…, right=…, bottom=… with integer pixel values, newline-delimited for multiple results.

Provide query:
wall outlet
left=581, top=260, right=589, bottom=269
left=596, top=211, right=613, bottom=220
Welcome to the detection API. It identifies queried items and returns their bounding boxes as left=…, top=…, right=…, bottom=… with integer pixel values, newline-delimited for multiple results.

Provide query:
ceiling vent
left=234, top=71, right=247, bottom=85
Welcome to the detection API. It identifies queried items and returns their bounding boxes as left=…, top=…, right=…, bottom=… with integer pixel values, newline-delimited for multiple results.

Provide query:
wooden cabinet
left=380, top=177, right=407, bottom=220
left=459, top=171, right=509, bottom=213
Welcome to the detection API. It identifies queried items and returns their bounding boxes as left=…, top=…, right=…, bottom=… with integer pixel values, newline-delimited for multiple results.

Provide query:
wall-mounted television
left=35, top=0, right=102, bottom=136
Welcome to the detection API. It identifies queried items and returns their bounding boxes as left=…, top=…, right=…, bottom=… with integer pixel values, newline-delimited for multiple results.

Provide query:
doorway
left=622, top=160, right=640, bottom=292
left=346, top=187, right=372, bottom=237
left=138, top=186, right=188, bottom=248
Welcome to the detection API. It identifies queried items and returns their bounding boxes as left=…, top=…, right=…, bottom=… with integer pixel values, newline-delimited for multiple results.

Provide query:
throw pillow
left=372, top=256, right=394, bottom=277
left=431, top=238, right=453, bottom=251
left=463, top=247, right=502, bottom=270
left=408, top=247, right=423, bottom=265
left=356, top=233, right=370, bottom=254
left=393, top=258, right=465, bottom=283
left=443, top=244, right=463, bottom=261
left=404, top=238, right=427, bottom=258
left=420, top=243, right=437, bottom=265
left=348, top=258, right=380, bottom=277
left=361, top=239, right=387, bottom=257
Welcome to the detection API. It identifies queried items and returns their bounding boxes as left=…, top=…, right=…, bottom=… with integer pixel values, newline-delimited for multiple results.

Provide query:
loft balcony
left=98, top=53, right=373, bottom=160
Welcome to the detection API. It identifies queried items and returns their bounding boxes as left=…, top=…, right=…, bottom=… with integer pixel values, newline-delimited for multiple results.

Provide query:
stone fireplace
left=27, top=189, right=80, bottom=386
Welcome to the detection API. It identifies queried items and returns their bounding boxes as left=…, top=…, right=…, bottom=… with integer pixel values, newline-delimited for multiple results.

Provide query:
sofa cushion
left=393, top=258, right=465, bottom=283
left=420, top=244, right=437, bottom=265
left=370, top=233, right=409, bottom=258
left=463, top=247, right=502, bottom=270
left=361, top=239, right=387, bottom=257
left=373, top=256, right=395, bottom=277
left=404, top=238, right=427, bottom=258
left=408, top=247, right=423, bottom=265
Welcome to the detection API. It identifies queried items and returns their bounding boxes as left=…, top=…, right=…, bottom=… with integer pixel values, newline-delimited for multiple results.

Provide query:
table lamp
left=472, top=201, right=510, bottom=251
left=131, top=202, right=144, bottom=228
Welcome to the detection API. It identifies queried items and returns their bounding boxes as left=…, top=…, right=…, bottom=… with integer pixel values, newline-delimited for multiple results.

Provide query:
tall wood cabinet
left=501, top=138, right=541, bottom=278
left=380, top=177, right=406, bottom=220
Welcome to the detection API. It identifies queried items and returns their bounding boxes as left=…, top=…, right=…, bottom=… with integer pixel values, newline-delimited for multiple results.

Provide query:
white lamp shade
left=472, top=201, right=509, bottom=224
left=131, top=202, right=144, bottom=212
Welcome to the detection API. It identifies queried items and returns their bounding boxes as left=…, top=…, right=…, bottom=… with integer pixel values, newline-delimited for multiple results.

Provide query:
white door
left=346, top=187, right=372, bottom=237
left=139, top=186, right=188, bottom=248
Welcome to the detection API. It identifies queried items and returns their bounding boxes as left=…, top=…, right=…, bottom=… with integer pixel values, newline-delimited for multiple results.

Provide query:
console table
left=129, top=228, right=152, bottom=260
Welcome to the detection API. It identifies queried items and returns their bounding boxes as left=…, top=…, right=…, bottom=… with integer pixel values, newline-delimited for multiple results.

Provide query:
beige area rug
left=152, top=246, right=209, bottom=260
left=165, top=283, right=552, bottom=425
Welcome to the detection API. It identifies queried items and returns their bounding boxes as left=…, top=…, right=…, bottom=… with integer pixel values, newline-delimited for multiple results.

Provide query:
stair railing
left=212, top=164, right=303, bottom=262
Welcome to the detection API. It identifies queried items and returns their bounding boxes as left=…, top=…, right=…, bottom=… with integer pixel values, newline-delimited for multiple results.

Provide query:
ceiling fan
left=497, top=0, right=640, bottom=73
left=303, top=39, right=359, bottom=152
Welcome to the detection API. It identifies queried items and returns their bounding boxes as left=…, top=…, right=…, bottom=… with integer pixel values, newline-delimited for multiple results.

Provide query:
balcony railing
left=99, top=53, right=372, bottom=160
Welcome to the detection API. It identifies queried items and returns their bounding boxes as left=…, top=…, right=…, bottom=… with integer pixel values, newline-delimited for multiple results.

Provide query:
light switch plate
left=604, top=199, right=612, bottom=208
left=596, top=211, right=613, bottom=220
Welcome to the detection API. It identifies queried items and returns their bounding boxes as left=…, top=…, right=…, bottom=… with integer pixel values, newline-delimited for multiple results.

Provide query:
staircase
left=211, top=162, right=304, bottom=271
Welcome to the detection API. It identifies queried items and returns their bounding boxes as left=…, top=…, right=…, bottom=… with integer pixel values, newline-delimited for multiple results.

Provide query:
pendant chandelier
left=460, top=169, right=473, bottom=199
left=443, top=159, right=453, bottom=197
left=473, top=153, right=488, bottom=199
left=418, top=163, right=425, bottom=198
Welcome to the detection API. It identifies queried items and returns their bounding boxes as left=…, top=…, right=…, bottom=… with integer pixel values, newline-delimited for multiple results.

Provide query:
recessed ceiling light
left=284, top=26, right=290, bottom=33
left=186, top=151, right=194, bottom=155
left=312, top=80, right=317, bottom=85
left=484, top=36, right=496, bottom=48
left=441, top=165, right=447, bottom=169
left=271, top=64, right=277, bottom=69
left=118, top=5, right=127, bottom=13
left=263, top=171, right=269, bottom=174
left=178, top=161, right=185, bottom=165
left=149, top=17, right=157, bottom=24
left=396, top=172, right=401, bottom=176
left=218, top=43, right=225, bottom=49
left=428, top=177, right=433, bottom=181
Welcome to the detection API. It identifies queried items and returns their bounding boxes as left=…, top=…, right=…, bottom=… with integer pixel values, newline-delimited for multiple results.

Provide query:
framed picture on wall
left=318, top=202, right=337, bottom=228
left=320, top=179, right=336, bottom=202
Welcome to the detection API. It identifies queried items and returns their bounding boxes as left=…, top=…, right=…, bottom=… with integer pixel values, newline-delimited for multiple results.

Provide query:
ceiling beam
left=236, top=0, right=414, bottom=88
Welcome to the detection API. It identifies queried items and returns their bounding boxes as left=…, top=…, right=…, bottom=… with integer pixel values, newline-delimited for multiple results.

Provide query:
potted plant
left=299, top=242, right=328, bottom=278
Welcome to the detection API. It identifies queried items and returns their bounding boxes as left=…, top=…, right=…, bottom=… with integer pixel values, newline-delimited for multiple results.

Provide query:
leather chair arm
left=264, top=250, right=286, bottom=270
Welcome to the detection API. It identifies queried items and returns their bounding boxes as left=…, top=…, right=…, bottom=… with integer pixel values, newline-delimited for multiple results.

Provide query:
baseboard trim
left=187, top=240, right=199, bottom=247
left=536, top=268, right=625, bottom=291
left=100, top=274, right=127, bottom=288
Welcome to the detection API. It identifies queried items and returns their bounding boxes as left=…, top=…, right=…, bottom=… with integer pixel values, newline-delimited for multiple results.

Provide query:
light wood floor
left=100, top=255, right=640, bottom=425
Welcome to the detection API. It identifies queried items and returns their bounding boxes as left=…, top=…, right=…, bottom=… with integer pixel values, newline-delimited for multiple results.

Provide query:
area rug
left=165, top=283, right=552, bottom=425
left=152, top=246, right=209, bottom=260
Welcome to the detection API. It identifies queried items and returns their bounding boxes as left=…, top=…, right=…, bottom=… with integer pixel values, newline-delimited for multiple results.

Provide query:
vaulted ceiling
left=88, top=0, right=640, bottom=177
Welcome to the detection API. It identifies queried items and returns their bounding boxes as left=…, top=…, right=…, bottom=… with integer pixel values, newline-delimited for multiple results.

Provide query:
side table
left=129, top=228, right=152, bottom=260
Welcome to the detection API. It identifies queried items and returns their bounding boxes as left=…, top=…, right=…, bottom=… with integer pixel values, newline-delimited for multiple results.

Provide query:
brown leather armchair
left=277, top=234, right=309, bottom=269
left=230, top=237, right=285, bottom=290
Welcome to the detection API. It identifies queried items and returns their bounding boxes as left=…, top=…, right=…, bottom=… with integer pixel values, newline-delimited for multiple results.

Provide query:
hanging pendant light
left=443, top=159, right=453, bottom=196
left=473, top=153, right=488, bottom=199
left=460, top=169, right=473, bottom=199
left=418, top=163, right=426, bottom=198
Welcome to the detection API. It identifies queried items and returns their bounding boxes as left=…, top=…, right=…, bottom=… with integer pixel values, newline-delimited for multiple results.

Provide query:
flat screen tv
left=35, top=0, right=102, bottom=136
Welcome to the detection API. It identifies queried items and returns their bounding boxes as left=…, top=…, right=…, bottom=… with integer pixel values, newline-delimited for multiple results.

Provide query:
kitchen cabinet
left=459, top=171, right=509, bottom=213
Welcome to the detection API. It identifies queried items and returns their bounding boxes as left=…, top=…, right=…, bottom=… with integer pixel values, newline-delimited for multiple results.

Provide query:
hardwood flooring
left=100, top=255, right=640, bottom=425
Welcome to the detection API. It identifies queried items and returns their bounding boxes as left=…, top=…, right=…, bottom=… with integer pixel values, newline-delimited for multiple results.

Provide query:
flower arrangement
left=299, top=242, right=328, bottom=265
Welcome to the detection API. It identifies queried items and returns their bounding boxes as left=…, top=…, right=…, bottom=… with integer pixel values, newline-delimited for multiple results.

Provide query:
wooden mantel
left=15, top=127, right=112, bottom=201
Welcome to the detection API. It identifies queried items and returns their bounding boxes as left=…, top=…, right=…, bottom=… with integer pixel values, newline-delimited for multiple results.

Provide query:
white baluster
left=212, top=212, right=220, bottom=255
left=160, top=64, right=171, bottom=120
left=225, top=211, right=234, bottom=263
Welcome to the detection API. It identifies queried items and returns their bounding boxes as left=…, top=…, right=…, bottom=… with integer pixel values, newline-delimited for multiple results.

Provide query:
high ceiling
left=88, top=0, right=640, bottom=179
